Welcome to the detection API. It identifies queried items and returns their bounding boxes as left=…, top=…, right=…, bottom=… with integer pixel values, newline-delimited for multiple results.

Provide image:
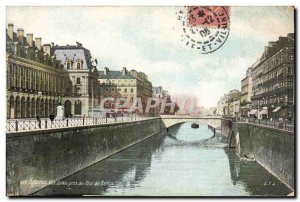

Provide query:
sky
left=6, top=6, right=294, bottom=107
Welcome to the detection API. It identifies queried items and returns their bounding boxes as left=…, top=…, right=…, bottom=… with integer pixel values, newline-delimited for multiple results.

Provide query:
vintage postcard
left=5, top=6, right=295, bottom=197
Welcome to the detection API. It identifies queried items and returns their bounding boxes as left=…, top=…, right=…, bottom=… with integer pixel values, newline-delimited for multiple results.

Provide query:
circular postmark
left=176, top=6, right=230, bottom=54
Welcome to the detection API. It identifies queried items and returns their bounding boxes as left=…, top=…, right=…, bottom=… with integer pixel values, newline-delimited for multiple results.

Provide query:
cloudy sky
left=6, top=6, right=294, bottom=107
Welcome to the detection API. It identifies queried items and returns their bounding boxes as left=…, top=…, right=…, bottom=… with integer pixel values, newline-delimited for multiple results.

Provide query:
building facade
left=98, top=67, right=152, bottom=111
left=216, top=94, right=228, bottom=116
left=240, top=67, right=253, bottom=117
left=153, top=86, right=168, bottom=99
left=6, top=24, right=99, bottom=119
left=225, top=89, right=240, bottom=117
left=53, top=43, right=99, bottom=117
left=6, top=24, right=72, bottom=119
left=251, top=33, right=295, bottom=120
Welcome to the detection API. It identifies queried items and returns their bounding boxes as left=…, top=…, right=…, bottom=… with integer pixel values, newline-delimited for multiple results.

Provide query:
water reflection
left=34, top=122, right=290, bottom=196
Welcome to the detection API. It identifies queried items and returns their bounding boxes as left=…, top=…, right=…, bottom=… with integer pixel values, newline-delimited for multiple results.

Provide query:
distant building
left=152, top=86, right=168, bottom=99
left=225, top=89, right=240, bottom=117
left=98, top=67, right=152, bottom=110
left=216, top=94, right=228, bottom=116
left=233, top=100, right=240, bottom=118
left=250, top=33, right=294, bottom=120
left=240, top=67, right=253, bottom=117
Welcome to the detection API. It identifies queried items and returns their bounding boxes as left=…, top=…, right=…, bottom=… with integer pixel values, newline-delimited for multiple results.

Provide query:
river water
left=35, top=122, right=291, bottom=196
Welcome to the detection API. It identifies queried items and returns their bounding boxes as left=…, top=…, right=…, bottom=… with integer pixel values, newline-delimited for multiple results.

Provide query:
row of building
left=6, top=24, right=172, bottom=119
left=216, top=33, right=295, bottom=121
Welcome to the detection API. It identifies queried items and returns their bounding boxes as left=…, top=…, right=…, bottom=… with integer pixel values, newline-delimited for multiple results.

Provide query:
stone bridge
left=160, top=115, right=223, bottom=129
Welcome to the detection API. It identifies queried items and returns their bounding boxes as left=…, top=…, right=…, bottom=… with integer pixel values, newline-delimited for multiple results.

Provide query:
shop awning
left=259, top=109, right=268, bottom=115
left=249, top=109, right=257, bottom=115
left=272, top=106, right=281, bottom=112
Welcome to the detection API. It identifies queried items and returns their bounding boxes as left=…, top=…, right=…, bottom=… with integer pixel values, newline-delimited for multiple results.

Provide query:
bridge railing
left=6, top=116, right=151, bottom=133
left=237, top=117, right=294, bottom=132
left=160, top=115, right=222, bottom=119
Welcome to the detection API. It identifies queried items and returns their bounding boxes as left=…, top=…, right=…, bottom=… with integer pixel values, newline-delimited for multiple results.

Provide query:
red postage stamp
left=188, top=6, right=230, bottom=28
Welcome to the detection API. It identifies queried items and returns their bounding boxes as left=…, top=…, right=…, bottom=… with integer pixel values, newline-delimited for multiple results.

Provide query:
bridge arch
left=160, top=116, right=222, bottom=130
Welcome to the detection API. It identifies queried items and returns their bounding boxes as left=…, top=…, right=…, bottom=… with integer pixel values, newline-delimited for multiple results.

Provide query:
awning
left=273, top=106, right=281, bottom=112
left=259, top=109, right=268, bottom=115
left=249, top=109, right=257, bottom=115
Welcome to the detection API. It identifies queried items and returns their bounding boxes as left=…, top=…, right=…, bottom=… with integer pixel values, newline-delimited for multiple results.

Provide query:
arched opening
left=9, top=96, right=14, bottom=119
left=20, top=97, right=25, bottom=118
left=45, top=99, right=49, bottom=117
left=26, top=97, right=31, bottom=118
left=40, top=98, right=44, bottom=117
left=53, top=100, right=56, bottom=115
left=15, top=96, right=20, bottom=118
left=64, top=100, right=72, bottom=117
left=31, top=98, right=35, bottom=118
left=49, top=99, right=53, bottom=115
left=36, top=98, right=40, bottom=117
left=74, top=100, right=82, bottom=115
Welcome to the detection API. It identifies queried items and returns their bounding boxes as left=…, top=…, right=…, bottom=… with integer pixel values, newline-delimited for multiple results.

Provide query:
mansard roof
left=98, top=71, right=135, bottom=80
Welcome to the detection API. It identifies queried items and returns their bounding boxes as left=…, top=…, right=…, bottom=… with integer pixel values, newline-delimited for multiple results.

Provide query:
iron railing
left=6, top=116, right=151, bottom=133
left=237, top=117, right=294, bottom=132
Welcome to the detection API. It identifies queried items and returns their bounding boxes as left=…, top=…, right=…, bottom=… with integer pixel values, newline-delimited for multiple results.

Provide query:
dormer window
left=67, top=62, right=71, bottom=69
left=76, top=59, right=83, bottom=70
left=66, top=59, right=72, bottom=70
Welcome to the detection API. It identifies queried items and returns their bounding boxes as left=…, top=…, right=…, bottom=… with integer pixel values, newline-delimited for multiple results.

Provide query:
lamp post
left=91, top=79, right=94, bottom=118
left=38, top=91, right=42, bottom=117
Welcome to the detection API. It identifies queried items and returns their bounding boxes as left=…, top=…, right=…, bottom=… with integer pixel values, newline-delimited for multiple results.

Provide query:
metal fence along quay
left=6, top=115, right=294, bottom=133
left=237, top=117, right=294, bottom=132
left=6, top=116, right=151, bottom=133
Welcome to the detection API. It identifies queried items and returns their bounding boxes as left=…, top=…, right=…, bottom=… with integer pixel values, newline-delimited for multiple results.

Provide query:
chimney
left=76, top=42, right=82, bottom=47
left=268, top=42, right=276, bottom=47
left=26, top=33, right=33, bottom=47
left=17, top=28, right=24, bottom=44
left=35, top=37, right=42, bottom=50
left=122, top=67, right=127, bottom=75
left=104, top=67, right=109, bottom=75
left=51, top=42, right=54, bottom=47
left=7, top=24, right=14, bottom=40
left=43, top=44, right=51, bottom=56
left=264, top=46, right=269, bottom=57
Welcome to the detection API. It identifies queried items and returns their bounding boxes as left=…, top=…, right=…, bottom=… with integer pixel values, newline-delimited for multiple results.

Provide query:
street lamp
left=37, top=91, right=42, bottom=117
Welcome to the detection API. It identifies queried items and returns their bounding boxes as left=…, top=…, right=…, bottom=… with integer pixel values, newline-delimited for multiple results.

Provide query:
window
left=74, top=100, right=82, bottom=115
left=288, top=66, right=292, bottom=75
left=288, top=80, right=293, bottom=88
left=67, top=62, right=71, bottom=69
left=124, top=88, right=127, bottom=93
left=131, top=88, right=133, bottom=93
left=77, top=62, right=81, bottom=69
left=288, top=53, right=294, bottom=61
left=76, top=77, right=81, bottom=84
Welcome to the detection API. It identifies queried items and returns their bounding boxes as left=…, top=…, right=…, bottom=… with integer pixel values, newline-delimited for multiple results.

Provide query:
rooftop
left=99, top=70, right=135, bottom=80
